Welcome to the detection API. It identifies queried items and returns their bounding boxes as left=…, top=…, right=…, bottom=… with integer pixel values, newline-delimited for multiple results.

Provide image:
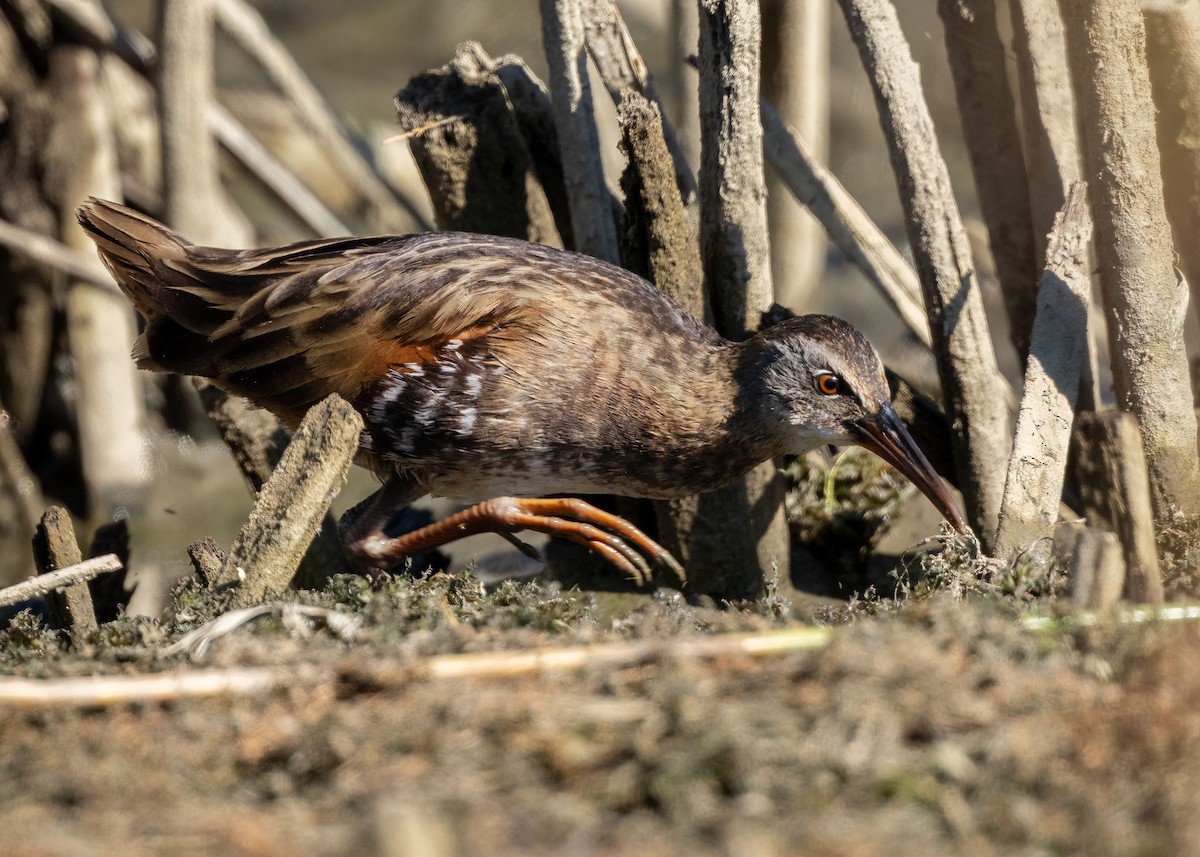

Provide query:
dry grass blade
left=418, top=628, right=832, bottom=680
left=163, top=603, right=362, bottom=658
left=0, top=667, right=293, bottom=707
left=0, top=627, right=832, bottom=708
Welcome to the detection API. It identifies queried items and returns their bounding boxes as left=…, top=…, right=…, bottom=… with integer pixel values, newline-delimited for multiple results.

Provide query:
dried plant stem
left=1007, top=0, right=1099, bottom=412
left=0, top=555, right=121, bottom=609
left=0, top=219, right=119, bottom=294
left=938, top=0, right=1038, bottom=362
left=760, top=102, right=930, bottom=347
left=208, top=102, right=349, bottom=238
left=837, top=0, right=1012, bottom=552
left=0, top=627, right=832, bottom=707
left=52, top=47, right=147, bottom=514
left=1007, top=0, right=1081, bottom=260
left=761, top=0, right=829, bottom=308
left=1073, top=412, right=1164, bottom=604
left=1063, top=0, right=1200, bottom=529
left=158, top=0, right=220, bottom=241
left=0, top=415, right=42, bottom=540
left=210, top=0, right=429, bottom=232
left=45, top=0, right=155, bottom=72
left=697, top=0, right=773, bottom=340
left=540, top=0, right=621, bottom=263
left=1144, top=2, right=1200, bottom=326
left=580, top=0, right=697, bottom=204
left=490, top=54, right=578, bottom=247
left=696, top=0, right=790, bottom=594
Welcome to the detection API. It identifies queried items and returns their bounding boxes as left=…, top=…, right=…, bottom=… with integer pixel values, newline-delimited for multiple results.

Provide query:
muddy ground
left=4, top=534, right=1200, bottom=857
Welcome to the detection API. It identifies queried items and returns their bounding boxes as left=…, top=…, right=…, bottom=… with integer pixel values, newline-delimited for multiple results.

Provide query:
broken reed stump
left=33, top=506, right=98, bottom=635
left=214, top=394, right=361, bottom=609
left=1073, top=412, right=1164, bottom=604
left=193, top=379, right=352, bottom=589
left=489, top=54, right=576, bottom=246
left=395, top=43, right=561, bottom=246
left=994, top=184, right=1091, bottom=561
left=188, top=537, right=227, bottom=586
left=1064, top=527, right=1125, bottom=611
left=617, top=94, right=707, bottom=322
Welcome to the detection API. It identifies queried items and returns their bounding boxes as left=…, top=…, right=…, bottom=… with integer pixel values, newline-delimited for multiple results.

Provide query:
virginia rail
left=78, top=198, right=965, bottom=582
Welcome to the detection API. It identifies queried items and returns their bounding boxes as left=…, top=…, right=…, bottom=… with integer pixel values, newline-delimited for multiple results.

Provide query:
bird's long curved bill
left=851, top=407, right=968, bottom=532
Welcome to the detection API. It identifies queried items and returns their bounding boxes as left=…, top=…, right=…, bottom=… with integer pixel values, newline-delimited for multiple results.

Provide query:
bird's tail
left=76, top=197, right=194, bottom=322
left=76, top=198, right=248, bottom=372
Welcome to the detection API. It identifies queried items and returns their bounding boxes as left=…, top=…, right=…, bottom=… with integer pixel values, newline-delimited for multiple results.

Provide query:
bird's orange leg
left=337, top=476, right=428, bottom=575
left=341, top=490, right=685, bottom=586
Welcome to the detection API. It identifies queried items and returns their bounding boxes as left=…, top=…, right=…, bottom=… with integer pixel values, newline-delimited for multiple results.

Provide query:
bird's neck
left=635, top=336, right=789, bottom=496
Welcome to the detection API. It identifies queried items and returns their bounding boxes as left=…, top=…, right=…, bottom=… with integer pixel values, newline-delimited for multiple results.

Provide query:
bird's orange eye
left=816, top=373, right=842, bottom=396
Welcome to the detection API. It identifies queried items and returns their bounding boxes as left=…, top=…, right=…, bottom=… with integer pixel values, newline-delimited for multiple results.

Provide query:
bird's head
left=746, top=314, right=967, bottom=532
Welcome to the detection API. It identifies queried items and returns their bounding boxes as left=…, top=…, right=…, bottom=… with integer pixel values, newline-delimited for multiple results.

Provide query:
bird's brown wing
left=153, top=234, right=562, bottom=424
left=78, top=198, right=721, bottom=427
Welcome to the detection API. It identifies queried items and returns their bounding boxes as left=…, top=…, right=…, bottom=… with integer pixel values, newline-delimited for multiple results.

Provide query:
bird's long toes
left=565, top=525, right=652, bottom=583
left=585, top=541, right=649, bottom=587
left=524, top=498, right=684, bottom=584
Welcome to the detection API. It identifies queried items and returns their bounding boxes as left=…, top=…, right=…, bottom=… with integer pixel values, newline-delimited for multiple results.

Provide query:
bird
left=77, top=198, right=966, bottom=584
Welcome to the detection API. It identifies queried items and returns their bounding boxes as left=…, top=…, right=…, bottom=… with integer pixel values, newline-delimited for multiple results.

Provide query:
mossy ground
left=4, top=572, right=1200, bottom=856
left=3, top=456, right=1199, bottom=855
